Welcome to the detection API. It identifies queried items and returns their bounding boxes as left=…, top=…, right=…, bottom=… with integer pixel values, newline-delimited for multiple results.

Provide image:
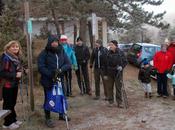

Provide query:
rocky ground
left=1, top=64, right=175, bottom=130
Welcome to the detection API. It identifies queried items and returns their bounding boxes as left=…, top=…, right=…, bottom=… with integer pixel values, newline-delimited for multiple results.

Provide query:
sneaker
left=3, top=123, right=19, bottom=129
left=157, top=94, right=162, bottom=97
left=149, top=93, right=152, bottom=98
left=163, top=95, right=168, bottom=98
left=15, top=121, right=22, bottom=125
left=145, top=92, right=148, bottom=98
left=45, top=119, right=55, bottom=128
left=117, top=103, right=124, bottom=108
left=59, top=115, right=71, bottom=121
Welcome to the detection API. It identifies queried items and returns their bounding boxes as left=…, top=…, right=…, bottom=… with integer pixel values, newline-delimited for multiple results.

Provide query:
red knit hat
left=60, top=35, right=68, bottom=42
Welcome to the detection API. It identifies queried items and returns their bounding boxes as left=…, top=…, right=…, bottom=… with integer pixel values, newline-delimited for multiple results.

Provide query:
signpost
left=24, top=1, right=35, bottom=111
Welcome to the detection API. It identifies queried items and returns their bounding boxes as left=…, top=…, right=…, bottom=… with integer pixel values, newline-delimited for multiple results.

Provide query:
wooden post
left=24, top=1, right=35, bottom=111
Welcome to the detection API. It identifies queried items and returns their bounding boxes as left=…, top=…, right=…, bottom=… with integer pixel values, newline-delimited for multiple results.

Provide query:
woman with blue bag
left=37, top=35, right=71, bottom=128
left=167, top=64, right=175, bottom=100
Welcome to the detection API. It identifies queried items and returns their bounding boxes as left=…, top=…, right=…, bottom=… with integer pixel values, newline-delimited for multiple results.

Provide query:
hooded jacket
left=37, top=35, right=71, bottom=89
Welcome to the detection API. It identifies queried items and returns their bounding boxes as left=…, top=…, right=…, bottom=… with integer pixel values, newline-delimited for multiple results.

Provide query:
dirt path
left=2, top=64, right=175, bottom=130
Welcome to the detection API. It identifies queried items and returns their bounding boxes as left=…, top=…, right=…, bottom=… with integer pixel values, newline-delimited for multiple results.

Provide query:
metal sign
left=27, top=19, right=32, bottom=34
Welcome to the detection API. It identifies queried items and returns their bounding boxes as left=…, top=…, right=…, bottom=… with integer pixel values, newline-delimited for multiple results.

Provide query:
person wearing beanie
left=37, top=35, right=71, bottom=128
left=74, top=37, right=91, bottom=95
left=138, top=60, right=152, bottom=98
left=90, top=39, right=108, bottom=100
left=60, top=34, right=78, bottom=96
left=104, top=40, right=127, bottom=108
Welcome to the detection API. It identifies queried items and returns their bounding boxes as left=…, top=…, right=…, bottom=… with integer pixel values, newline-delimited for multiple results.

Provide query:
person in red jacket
left=153, top=44, right=173, bottom=98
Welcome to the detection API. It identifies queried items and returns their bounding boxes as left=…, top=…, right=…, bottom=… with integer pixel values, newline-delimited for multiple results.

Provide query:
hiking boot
left=117, top=103, right=124, bottom=108
left=149, top=93, right=152, bottom=98
left=15, top=120, right=22, bottom=125
left=93, top=96, right=100, bottom=100
left=2, top=123, right=19, bottom=129
left=144, top=92, right=148, bottom=98
left=45, top=119, right=55, bottom=128
left=157, top=94, right=162, bottom=97
left=59, top=115, right=71, bottom=121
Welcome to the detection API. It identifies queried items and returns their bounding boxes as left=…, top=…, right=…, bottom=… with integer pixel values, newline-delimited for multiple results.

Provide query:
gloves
left=117, top=66, right=122, bottom=72
left=72, top=65, right=78, bottom=70
left=52, top=69, right=62, bottom=82
left=103, top=75, right=108, bottom=80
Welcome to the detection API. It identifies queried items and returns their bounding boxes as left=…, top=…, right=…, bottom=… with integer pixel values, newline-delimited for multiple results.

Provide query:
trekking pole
left=57, top=78, right=70, bottom=130
left=19, top=73, right=27, bottom=120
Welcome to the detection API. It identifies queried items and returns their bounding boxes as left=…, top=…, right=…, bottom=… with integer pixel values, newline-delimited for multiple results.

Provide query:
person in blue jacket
left=37, top=35, right=71, bottom=128
left=60, top=35, right=78, bottom=96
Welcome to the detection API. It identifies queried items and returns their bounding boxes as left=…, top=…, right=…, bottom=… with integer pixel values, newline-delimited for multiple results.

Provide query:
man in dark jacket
left=90, top=39, right=108, bottom=100
left=105, top=40, right=127, bottom=108
left=74, top=37, right=91, bottom=95
left=37, top=35, right=71, bottom=128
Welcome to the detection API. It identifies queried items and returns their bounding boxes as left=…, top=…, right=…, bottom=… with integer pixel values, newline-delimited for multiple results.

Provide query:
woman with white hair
left=0, top=40, right=23, bottom=129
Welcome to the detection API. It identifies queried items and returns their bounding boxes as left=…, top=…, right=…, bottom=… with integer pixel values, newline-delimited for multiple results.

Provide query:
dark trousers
left=107, top=72, right=122, bottom=104
left=64, top=69, right=72, bottom=96
left=157, top=73, right=168, bottom=96
left=3, top=87, right=18, bottom=126
left=94, top=68, right=107, bottom=98
left=75, top=64, right=91, bottom=93
left=173, top=85, right=175, bottom=96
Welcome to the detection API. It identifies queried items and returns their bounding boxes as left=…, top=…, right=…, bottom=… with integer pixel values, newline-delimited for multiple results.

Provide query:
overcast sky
left=144, top=0, right=175, bottom=24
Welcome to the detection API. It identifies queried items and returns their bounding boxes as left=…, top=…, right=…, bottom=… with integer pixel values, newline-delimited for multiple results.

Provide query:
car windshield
left=131, top=44, right=141, bottom=52
left=143, top=46, right=156, bottom=55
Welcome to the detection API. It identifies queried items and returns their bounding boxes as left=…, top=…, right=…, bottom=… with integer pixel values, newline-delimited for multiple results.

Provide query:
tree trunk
left=88, top=21, right=93, bottom=49
left=79, top=17, right=87, bottom=44
left=49, top=0, right=60, bottom=38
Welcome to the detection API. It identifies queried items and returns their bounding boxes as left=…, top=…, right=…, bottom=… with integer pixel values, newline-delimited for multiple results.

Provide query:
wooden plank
left=0, top=110, right=11, bottom=120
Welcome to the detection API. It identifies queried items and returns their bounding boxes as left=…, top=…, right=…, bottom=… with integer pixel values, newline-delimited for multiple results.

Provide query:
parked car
left=118, top=43, right=133, bottom=55
left=127, top=43, right=161, bottom=66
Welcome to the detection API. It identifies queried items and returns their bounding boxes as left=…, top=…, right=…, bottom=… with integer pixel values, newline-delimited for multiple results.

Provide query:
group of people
left=1, top=34, right=174, bottom=129
left=37, top=35, right=128, bottom=128
left=138, top=43, right=175, bottom=99
left=0, top=35, right=128, bottom=129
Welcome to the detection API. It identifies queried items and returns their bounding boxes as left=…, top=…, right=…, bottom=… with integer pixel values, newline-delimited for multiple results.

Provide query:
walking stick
left=116, top=71, right=129, bottom=109
left=79, top=65, right=85, bottom=95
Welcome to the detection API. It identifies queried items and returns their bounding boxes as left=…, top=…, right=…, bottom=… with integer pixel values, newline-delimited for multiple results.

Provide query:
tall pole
left=24, top=1, right=35, bottom=111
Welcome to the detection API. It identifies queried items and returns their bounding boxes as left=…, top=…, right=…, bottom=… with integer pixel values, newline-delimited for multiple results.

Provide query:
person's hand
left=103, top=75, right=108, bottom=80
left=164, top=70, right=169, bottom=74
left=72, top=65, right=78, bottom=70
left=16, top=72, right=22, bottom=78
left=117, top=66, right=122, bottom=71
left=90, top=64, right=93, bottom=69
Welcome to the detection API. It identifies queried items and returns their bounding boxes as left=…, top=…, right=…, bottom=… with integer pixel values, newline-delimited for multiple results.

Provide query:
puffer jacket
left=138, top=66, right=151, bottom=83
left=38, top=41, right=71, bottom=89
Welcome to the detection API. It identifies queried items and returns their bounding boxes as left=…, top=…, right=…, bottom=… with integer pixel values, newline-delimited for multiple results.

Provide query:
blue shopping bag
left=44, top=81, right=68, bottom=113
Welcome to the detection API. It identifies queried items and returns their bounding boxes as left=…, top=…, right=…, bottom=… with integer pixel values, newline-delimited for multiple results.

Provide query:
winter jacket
left=167, top=73, right=175, bottom=86
left=90, top=46, right=108, bottom=69
left=138, top=66, right=151, bottom=83
left=106, top=49, right=127, bottom=77
left=74, top=44, right=90, bottom=65
left=0, top=52, right=22, bottom=88
left=153, top=51, right=173, bottom=74
left=61, top=43, right=78, bottom=70
left=38, top=43, right=71, bottom=89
